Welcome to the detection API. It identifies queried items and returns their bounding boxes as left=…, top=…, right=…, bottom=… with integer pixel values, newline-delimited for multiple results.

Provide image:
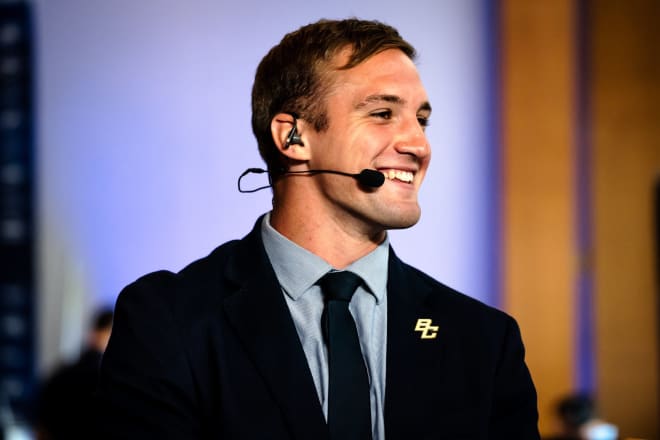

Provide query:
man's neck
left=269, top=202, right=386, bottom=269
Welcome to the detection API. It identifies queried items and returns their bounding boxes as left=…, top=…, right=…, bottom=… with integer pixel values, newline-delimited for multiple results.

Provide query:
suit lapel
left=222, top=221, right=328, bottom=440
left=384, top=249, right=447, bottom=435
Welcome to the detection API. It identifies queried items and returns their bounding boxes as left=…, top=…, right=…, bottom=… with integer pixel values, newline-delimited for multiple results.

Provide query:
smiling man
left=96, top=19, right=539, bottom=439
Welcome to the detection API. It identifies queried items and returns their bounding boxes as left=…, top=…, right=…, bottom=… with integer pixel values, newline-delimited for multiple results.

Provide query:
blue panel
left=0, top=1, right=36, bottom=426
left=574, top=0, right=594, bottom=394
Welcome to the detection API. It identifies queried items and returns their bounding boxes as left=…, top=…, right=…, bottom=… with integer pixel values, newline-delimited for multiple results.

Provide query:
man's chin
left=381, top=209, right=421, bottom=231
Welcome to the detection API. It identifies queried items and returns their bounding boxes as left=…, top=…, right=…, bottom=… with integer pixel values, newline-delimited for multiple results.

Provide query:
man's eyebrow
left=355, top=94, right=432, bottom=113
left=355, top=94, right=404, bottom=109
left=419, top=101, right=432, bottom=113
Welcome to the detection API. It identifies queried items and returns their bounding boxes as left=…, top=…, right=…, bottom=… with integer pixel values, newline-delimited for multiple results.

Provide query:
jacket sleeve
left=95, top=272, right=205, bottom=439
left=489, top=316, right=540, bottom=439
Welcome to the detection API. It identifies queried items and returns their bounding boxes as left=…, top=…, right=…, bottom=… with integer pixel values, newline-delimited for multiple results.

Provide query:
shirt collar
left=260, top=212, right=389, bottom=304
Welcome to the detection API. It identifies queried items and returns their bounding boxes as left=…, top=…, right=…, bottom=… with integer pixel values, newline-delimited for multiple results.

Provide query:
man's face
left=304, top=48, right=432, bottom=235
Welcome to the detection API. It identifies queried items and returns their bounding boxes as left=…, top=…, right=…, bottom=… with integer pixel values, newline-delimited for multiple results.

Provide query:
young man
left=96, top=19, right=539, bottom=439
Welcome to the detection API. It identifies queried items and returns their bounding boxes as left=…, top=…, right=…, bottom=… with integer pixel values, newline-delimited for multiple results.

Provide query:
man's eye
left=417, top=116, right=430, bottom=128
left=372, top=110, right=392, bottom=119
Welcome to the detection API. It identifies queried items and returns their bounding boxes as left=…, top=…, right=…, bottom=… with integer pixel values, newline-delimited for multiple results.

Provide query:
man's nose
left=394, top=116, right=431, bottom=159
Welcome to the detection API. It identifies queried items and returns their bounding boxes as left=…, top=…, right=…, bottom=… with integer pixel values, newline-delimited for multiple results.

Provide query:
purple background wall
left=34, top=0, right=497, bottom=371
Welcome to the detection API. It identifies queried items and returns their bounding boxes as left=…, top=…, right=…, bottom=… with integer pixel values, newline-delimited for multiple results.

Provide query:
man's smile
left=379, top=168, right=414, bottom=183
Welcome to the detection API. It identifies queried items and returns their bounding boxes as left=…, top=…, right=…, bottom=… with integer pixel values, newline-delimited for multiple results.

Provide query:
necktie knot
left=319, top=271, right=362, bottom=302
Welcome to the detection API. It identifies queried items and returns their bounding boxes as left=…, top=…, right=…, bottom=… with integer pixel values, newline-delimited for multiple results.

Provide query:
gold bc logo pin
left=414, top=318, right=439, bottom=339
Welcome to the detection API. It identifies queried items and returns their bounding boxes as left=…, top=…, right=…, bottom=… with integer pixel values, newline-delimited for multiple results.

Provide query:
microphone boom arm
left=238, top=167, right=384, bottom=193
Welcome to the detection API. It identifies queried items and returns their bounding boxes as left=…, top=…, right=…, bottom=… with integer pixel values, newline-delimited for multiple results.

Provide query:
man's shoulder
left=178, top=238, right=243, bottom=281
left=395, top=260, right=522, bottom=356
left=115, top=238, right=248, bottom=316
left=129, top=238, right=241, bottom=288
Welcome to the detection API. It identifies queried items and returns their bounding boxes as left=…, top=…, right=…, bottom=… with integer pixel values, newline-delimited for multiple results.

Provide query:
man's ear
left=271, top=113, right=311, bottom=161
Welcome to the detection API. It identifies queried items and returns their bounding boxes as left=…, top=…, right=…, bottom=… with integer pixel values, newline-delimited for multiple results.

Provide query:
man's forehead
left=329, top=45, right=410, bottom=69
left=321, top=48, right=429, bottom=107
left=328, top=49, right=420, bottom=80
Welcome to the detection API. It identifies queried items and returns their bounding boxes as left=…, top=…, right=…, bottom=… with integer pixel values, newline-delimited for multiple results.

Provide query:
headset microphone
left=324, top=169, right=385, bottom=187
left=237, top=167, right=385, bottom=193
left=240, top=116, right=384, bottom=192
left=358, top=169, right=386, bottom=187
left=283, top=168, right=385, bottom=188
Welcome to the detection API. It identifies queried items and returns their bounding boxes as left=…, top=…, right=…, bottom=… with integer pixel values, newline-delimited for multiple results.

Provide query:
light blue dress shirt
left=260, top=213, right=389, bottom=440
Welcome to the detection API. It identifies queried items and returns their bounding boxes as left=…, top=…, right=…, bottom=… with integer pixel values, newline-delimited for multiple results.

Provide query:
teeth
left=382, top=170, right=414, bottom=183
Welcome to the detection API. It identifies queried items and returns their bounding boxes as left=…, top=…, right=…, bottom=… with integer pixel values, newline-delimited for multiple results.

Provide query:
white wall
left=34, top=0, right=497, bottom=372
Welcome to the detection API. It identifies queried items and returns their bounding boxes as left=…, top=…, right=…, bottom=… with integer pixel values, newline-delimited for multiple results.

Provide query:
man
left=96, top=18, right=539, bottom=439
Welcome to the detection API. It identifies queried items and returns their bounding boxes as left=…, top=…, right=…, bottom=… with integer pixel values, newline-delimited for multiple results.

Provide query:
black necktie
left=319, top=271, right=372, bottom=440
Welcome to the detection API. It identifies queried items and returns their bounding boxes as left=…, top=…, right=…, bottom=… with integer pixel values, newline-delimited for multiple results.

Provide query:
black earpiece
left=284, top=117, right=304, bottom=149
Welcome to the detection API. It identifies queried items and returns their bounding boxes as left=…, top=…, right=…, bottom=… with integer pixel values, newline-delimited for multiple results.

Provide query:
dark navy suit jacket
left=96, top=219, right=539, bottom=439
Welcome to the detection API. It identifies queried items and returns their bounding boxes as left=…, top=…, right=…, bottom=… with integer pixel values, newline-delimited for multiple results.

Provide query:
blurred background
left=0, top=0, right=658, bottom=438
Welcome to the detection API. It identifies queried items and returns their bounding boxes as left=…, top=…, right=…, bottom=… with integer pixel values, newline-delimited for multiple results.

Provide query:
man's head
left=253, top=18, right=431, bottom=237
left=251, top=18, right=416, bottom=180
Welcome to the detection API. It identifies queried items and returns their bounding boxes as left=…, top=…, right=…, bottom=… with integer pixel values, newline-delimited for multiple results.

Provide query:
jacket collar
left=222, top=217, right=329, bottom=439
